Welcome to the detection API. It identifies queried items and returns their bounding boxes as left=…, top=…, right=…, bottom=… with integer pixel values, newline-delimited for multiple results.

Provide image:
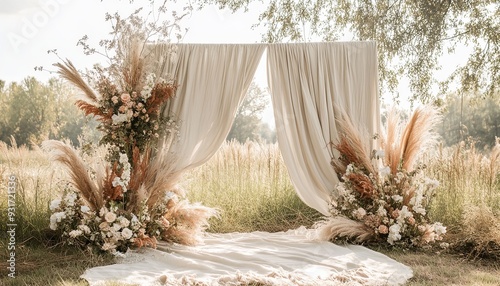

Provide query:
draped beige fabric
left=267, top=42, right=381, bottom=215
left=151, top=44, right=266, bottom=172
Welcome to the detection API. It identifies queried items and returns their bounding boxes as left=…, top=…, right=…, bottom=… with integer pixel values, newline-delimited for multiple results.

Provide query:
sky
left=0, top=0, right=471, bottom=126
left=0, top=0, right=278, bottom=125
left=0, top=0, right=267, bottom=82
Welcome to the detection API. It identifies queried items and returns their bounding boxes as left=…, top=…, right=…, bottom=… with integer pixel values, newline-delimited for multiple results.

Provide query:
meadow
left=0, top=140, right=499, bottom=285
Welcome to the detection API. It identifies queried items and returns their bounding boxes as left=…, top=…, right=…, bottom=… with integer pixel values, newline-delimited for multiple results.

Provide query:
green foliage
left=199, top=0, right=500, bottom=103
left=227, top=81, right=273, bottom=142
left=0, top=77, right=87, bottom=147
left=438, top=94, right=500, bottom=149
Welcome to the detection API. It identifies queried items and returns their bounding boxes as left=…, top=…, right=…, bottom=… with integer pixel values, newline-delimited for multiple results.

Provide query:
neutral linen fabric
left=82, top=227, right=412, bottom=286
left=267, top=42, right=381, bottom=215
left=152, top=43, right=266, bottom=172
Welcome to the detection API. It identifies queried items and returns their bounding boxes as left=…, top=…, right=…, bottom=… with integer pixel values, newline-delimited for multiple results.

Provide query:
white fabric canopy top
left=82, top=43, right=412, bottom=285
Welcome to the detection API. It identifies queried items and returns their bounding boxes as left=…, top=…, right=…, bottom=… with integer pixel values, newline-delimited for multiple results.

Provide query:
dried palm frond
left=346, top=173, right=376, bottom=198
left=314, top=216, right=375, bottom=243
left=133, top=233, right=158, bottom=249
left=146, top=82, right=176, bottom=114
left=54, top=60, right=99, bottom=103
left=128, top=146, right=150, bottom=191
left=75, top=100, right=105, bottom=118
left=334, top=114, right=377, bottom=176
left=42, top=140, right=102, bottom=210
left=142, top=155, right=183, bottom=211
left=399, top=106, right=440, bottom=171
left=122, top=40, right=144, bottom=91
left=162, top=200, right=219, bottom=245
left=127, top=147, right=151, bottom=211
left=383, top=108, right=402, bottom=175
left=101, top=164, right=123, bottom=201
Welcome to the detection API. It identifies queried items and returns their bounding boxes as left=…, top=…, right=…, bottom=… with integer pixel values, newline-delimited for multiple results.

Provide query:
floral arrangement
left=44, top=3, right=216, bottom=254
left=317, top=106, right=446, bottom=247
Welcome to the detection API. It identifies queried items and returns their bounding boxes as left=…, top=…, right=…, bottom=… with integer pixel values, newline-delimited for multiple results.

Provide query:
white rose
left=112, top=223, right=122, bottom=232
left=105, top=212, right=117, bottom=223
left=121, top=228, right=133, bottom=240
left=118, top=217, right=130, bottom=228
left=99, top=222, right=110, bottom=231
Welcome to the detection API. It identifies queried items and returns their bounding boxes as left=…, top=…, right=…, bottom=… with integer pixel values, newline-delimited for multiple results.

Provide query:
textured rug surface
left=82, top=227, right=413, bottom=286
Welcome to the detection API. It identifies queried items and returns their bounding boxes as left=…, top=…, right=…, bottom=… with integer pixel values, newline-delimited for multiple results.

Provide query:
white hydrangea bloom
left=387, top=224, right=402, bottom=245
left=65, top=192, right=77, bottom=206
left=68, top=230, right=83, bottom=238
left=49, top=199, right=61, bottom=211
left=112, top=113, right=128, bottom=124
left=379, top=166, right=391, bottom=177
left=397, top=206, right=413, bottom=225
left=391, top=195, right=403, bottom=203
left=80, top=205, right=91, bottom=213
left=432, top=222, right=447, bottom=236
left=78, top=224, right=91, bottom=234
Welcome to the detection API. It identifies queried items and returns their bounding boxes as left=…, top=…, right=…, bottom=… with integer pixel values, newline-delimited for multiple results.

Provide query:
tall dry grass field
left=0, top=140, right=499, bottom=285
left=424, top=141, right=500, bottom=257
left=0, top=141, right=63, bottom=242
left=184, top=140, right=322, bottom=233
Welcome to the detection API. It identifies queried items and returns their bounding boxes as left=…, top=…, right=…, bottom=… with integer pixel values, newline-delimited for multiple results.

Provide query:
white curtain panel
left=152, top=43, right=266, bottom=172
left=267, top=42, right=381, bottom=216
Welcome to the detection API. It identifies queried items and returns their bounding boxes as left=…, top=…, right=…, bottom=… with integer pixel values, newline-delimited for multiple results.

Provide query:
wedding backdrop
left=77, top=42, right=413, bottom=285
left=152, top=42, right=380, bottom=216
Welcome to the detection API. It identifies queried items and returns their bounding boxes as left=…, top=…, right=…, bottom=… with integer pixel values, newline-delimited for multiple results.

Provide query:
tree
left=198, top=0, right=499, bottom=103
left=227, top=81, right=270, bottom=142
left=0, top=77, right=88, bottom=147
left=438, top=93, right=500, bottom=149
left=0, top=77, right=58, bottom=146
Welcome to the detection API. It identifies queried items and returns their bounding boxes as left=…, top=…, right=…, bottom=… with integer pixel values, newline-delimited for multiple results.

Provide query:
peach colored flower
left=407, top=217, right=416, bottom=225
left=391, top=209, right=400, bottom=219
left=120, top=93, right=131, bottom=103
left=378, top=225, right=389, bottom=234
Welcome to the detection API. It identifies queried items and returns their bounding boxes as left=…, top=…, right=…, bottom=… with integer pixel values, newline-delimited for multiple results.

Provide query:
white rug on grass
left=82, top=227, right=412, bottom=286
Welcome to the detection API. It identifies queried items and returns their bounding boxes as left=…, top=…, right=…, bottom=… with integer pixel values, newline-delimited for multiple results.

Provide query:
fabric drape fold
left=151, top=43, right=266, bottom=173
left=267, top=42, right=381, bottom=215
